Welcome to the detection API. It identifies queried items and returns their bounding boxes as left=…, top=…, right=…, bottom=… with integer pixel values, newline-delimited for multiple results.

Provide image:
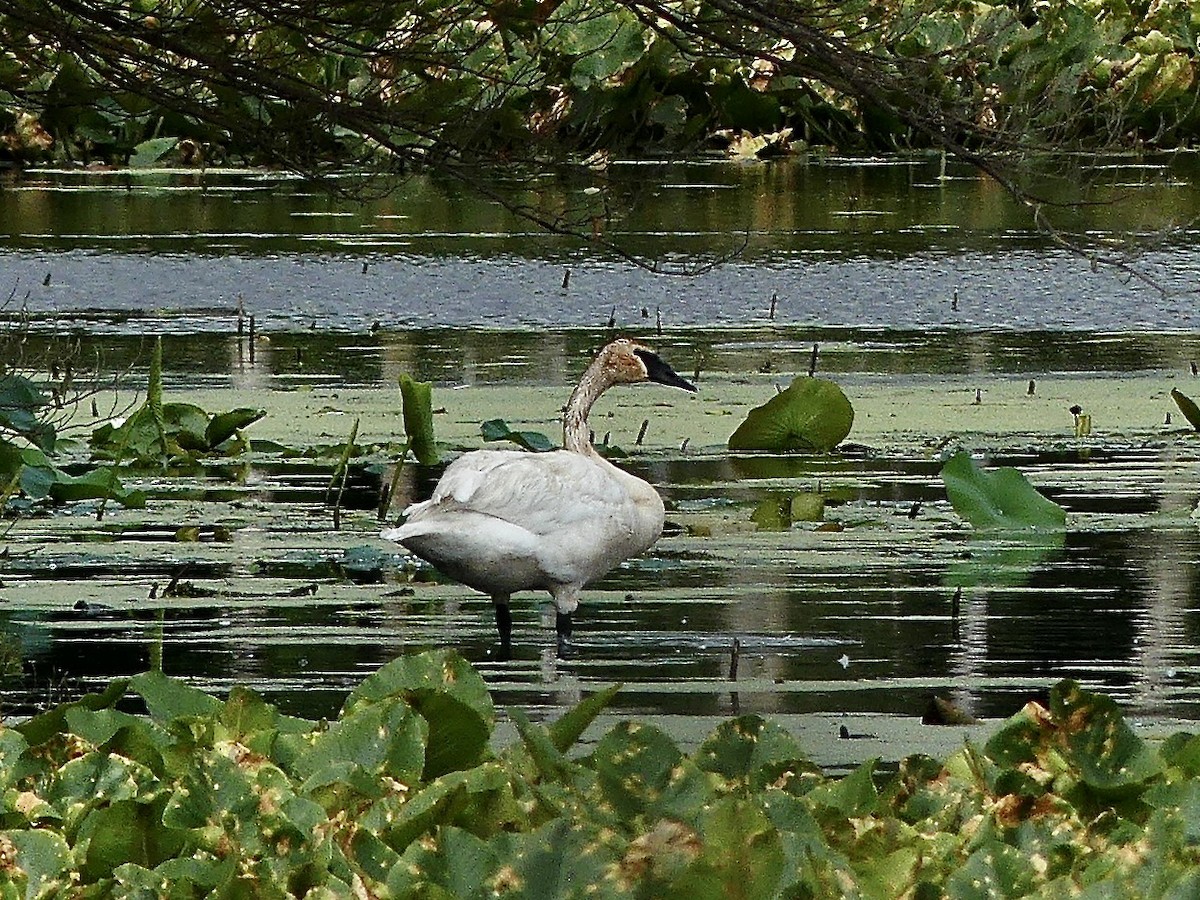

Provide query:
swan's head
left=600, top=338, right=697, bottom=392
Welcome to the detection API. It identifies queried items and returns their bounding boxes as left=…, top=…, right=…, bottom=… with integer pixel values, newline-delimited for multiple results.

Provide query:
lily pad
left=728, top=377, right=854, bottom=453
left=941, top=450, right=1066, bottom=531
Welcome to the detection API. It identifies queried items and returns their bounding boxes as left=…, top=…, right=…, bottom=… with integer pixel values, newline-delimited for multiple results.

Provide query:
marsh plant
left=0, top=651, right=1198, bottom=896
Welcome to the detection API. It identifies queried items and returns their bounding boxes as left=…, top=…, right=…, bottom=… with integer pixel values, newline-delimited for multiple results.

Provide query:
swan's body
left=383, top=339, right=695, bottom=655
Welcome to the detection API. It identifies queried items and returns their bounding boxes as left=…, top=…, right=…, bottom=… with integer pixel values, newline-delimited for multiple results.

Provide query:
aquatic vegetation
left=397, top=374, right=439, bottom=466
left=941, top=450, right=1067, bottom=531
left=0, top=653, right=1197, bottom=896
left=0, top=373, right=145, bottom=512
left=480, top=417, right=555, bottom=452
left=728, top=376, right=854, bottom=453
left=90, top=339, right=263, bottom=468
left=1170, top=388, right=1200, bottom=431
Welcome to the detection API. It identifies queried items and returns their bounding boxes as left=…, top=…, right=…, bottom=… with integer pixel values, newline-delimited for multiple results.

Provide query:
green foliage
left=942, top=450, right=1068, bottom=531
left=397, top=374, right=439, bottom=466
left=0, top=373, right=146, bottom=512
left=728, top=377, right=854, bottom=453
left=2, top=657, right=1199, bottom=896
left=3, top=0, right=1197, bottom=171
left=481, top=417, right=556, bottom=452
left=1171, top=388, right=1200, bottom=431
left=90, top=338, right=264, bottom=467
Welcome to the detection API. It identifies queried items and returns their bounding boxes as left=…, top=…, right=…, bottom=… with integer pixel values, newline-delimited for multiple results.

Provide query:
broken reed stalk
left=635, top=419, right=649, bottom=445
left=808, top=343, right=819, bottom=377
left=329, top=417, right=360, bottom=531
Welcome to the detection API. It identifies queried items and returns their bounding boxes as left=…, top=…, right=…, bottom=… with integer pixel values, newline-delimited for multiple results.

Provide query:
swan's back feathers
left=385, top=447, right=666, bottom=594
left=405, top=449, right=650, bottom=536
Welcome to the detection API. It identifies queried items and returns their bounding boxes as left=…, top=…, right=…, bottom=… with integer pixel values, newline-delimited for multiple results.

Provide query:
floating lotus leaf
left=728, top=377, right=854, bottom=453
left=481, top=418, right=555, bottom=452
left=941, top=451, right=1066, bottom=531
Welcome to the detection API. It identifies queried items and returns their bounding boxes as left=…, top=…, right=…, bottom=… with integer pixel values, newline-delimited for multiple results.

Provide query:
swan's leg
left=551, top=586, right=580, bottom=659
left=493, top=595, right=513, bottom=659
left=555, top=610, right=573, bottom=659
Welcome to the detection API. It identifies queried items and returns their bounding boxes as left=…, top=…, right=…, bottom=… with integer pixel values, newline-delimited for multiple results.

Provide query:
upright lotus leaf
left=945, top=842, right=1036, bottom=899
left=695, top=797, right=788, bottom=897
left=1171, top=388, right=1200, bottom=431
left=398, top=374, right=439, bottom=465
left=803, top=758, right=880, bottom=818
left=49, top=466, right=147, bottom=508
left=344, top=649, right=493, bottom=779
left=291, top=698, right=427, bottom=795
left=592, top=721, right=687, bottom=820
left=1048, top=679, right=1163, bottom=796
left=128, top=670, right=223, bottom=723
left=696, top=715, right=811, bottom=789
left=728, top=377, right=854, bottom=452
left=15, top=677, right=130, bottom=746
left=985, top=680, right=1163, bottom=799
left=78, top=799, right=183, bottom=882
left=387, top=825, right=497, bottom=899
left=941, top=451, right=1066, bottom=531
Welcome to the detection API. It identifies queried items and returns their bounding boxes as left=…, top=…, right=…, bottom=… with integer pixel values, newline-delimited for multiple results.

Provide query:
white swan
left=382, top=338, right=696, bottom=656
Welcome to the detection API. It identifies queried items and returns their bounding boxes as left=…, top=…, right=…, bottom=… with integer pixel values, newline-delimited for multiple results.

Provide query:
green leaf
left=205, top=407, right=265, bottom=448
left=16, top=677, right=130, bottom=746
left=695, top=715, right=810, bottom=789
left=129, top=670, right=223, bottom=722
left=129, top=136, right=179, bottom=167
left=481, top=418, right=556, bottom=452
left=508, top=707, right=574, bottom=782
left=804, top=758, right=879, bottom=818
left=1171, top=388, right=1200, bottom=431
left=0, top=374, right=55, bottom=450
left=941, top=450, right=1067, bottom=531
left=293, top=698, right=427, bottom=793
left=548, top=682, right=621, bottom=753
left=946, top=842, right=1036, bottom=899
left=593, top=721, right=686, bottom=820
left=398, top=374, right=439, bottom=465
left=345, top=650, right=493, bottom=779
left=728, top=377, right=854, bottom=452
left=79, top=799, right=182, bottom=881
left=696, top=797, right=787, bottom=898
left=1050, top=679, right=1163, bottom=795
left=49, top=466, right=147, bottom=508
left=2, top=829, right=72, bottom=897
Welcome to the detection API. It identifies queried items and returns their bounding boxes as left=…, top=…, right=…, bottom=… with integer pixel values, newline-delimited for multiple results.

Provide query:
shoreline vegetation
left=2, top=1, right=1197, bottom=174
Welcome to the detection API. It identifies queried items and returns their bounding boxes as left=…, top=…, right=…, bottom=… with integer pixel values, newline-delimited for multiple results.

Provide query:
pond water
left=3, top=155, right=1200, bottom=756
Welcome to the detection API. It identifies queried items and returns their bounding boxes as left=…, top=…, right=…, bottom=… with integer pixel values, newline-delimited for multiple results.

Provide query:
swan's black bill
left=635, top=349, right=697, bottom=392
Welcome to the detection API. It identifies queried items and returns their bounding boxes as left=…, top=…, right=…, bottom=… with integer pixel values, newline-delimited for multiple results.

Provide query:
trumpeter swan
left=382, top=338, right=696, bottom=657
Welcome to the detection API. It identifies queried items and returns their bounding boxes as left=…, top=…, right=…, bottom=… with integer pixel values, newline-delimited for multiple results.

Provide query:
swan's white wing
left=406, top=449, right=635, bottom=535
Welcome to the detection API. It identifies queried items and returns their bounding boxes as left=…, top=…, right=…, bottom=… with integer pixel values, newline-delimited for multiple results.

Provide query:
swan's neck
left=563, top=359, right=612, bottom=454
